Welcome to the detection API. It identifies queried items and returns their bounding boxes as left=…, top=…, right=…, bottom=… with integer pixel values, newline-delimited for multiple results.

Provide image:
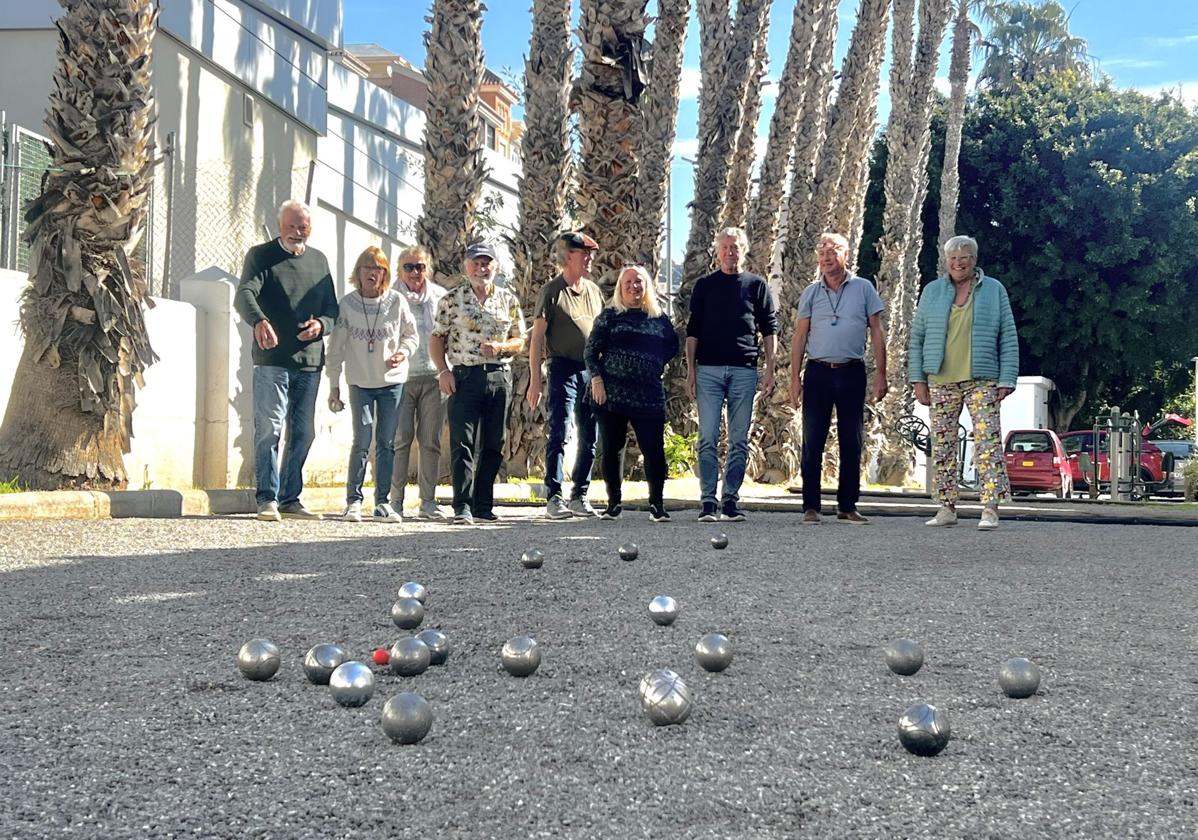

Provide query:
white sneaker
left=568, top=497, right=598, bottom=517
left=342, top=501, right=362, bottom=523
left=978, top=507, right=999, bottom=531
left=925, top=506, right=958, bottom=527
left=256, top=501, right=281, bottom=522
left=373, top=503, right=402, bottom=523
left=545, top=496, right=572, bottom=520
left=418, top=501, right=451, bottom=521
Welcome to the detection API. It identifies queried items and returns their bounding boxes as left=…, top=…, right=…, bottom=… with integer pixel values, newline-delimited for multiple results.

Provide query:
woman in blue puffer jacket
left=909, top=235, right=1019, bottom=531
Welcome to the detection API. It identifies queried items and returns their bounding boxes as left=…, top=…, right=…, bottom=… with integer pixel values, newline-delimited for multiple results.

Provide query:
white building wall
left=0, top=30, right=55, bottom=130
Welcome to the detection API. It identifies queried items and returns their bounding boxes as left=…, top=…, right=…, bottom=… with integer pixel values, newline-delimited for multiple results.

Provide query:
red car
left=1003, top=429, right=1073, bottom=498
left=1059, top=430, right=1166, bottom=491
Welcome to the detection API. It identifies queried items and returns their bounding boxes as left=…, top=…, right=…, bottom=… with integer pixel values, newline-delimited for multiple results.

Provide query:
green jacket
left=909, top=273, right=1019, bottom=387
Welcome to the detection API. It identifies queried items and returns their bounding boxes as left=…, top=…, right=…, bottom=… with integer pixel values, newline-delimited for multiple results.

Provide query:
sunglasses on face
left=403, top=263, right=427, bottom=272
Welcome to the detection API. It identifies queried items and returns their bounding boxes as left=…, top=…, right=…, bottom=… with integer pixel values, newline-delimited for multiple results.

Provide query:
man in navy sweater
left=684, top=227, right=778, bottom=522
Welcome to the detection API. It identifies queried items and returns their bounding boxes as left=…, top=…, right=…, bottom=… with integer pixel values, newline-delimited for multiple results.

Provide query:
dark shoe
left=836, top=510, right=868, bottom=525
left=278, top=501, right=321, bottom=520
left=801, top=509, right=821, bottom=525
left=475, top=510, right=499, bottom=523
left=453, top=507, right=474, bottom=525
left=649, top=504, right=670, bottom=523
left=698, top=502, right=718, bottom=522
left=720, top=503, right=747, bottom=522
left=600, top=504, right=623, bottom=520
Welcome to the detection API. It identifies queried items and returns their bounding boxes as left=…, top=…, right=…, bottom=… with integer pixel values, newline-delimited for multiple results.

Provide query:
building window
left=243, top=93, right=255, bottom=127
left=484, top=122, right=497, bottom=151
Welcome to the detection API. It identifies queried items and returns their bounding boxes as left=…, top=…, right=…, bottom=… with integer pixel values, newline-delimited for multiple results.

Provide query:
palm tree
left=976, top=0, right=1090, bottom=91
left=745, top=0, right=836, bottom=279
left=872, top=0, right=953, bottom=486
left=505, top=0, right=574, bottom=478
left=419, top=0, right=488, bottom=284
left=937, top=0, right=980, bottom=261
left=576, top=0, right=650, bottom=297
left=695, top=0, right=733, bottom=160
left=0, top=0, right=158, bottom=490
left=720, top=17, right=771, bottom=230
left=633, top=0, right=692, bottom=276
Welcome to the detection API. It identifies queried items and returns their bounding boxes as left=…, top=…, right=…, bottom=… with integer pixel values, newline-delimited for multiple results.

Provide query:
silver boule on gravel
left=640, top=669, right=692, bottom=726
left=500, top=636, right=541, bottom=677
left=302, top=643, right=348, bottom=685
left=884, top=638, right=924, bottom=676
left=389, top=637, right=431, bottom=676
left=998, top=657, right=1042, bottom=698
left=328, top=661, right=375, bottom=708
left=380, top=692, right=433, bottom=745
left=397, top=581, right=427, bottom=604
left=897, top=702, right=951, bottom=757
left=520, top=549, right=544, bottom=569
left=618, top=542, right=638, bottom=562
left=390, top=597, right=425, bottom=630
left=694, top=633, right=732, bottom=672
left=710, top=533, right=729, bottom=550
left=237, top=639, right=281, bottom=681
left=415, top=629, right=451, bottom=665
left=648, top=595, right=679, bottom=626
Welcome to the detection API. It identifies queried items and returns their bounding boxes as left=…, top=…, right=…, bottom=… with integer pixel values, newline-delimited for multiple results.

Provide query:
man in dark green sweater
left=234, top=200, right=338, bottom=521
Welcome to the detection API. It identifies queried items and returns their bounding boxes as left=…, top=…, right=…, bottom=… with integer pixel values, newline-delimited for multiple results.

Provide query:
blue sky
left=342, top=0, right=1198, bottom=260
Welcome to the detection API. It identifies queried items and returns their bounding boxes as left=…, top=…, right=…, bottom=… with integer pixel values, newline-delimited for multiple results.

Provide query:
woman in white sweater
left=327, top=246, right=419, bottom=522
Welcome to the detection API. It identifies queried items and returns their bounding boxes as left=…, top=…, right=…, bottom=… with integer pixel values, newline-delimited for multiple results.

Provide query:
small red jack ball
left=372, top=647, right=390, bottom=666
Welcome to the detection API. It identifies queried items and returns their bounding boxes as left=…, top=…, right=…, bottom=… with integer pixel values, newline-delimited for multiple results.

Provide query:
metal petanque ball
left=897, top=702, right=951, bottom=757
left=416, top=629, right=451, bottom=665
left=237, top=639, right=281, bottom=681
left=397, top=581, right=427, bottom=604
left=501, top=636, right=541, bottom=677
left=694, top=633, right=733, bottom=672
left=328, top=661, right=375, bottom=708
left=999, top=657, right=1042, bottom=698
left=380, top=692, right=433, bottom=745
left=711, top=533, right=729, bottom=550
left=389, top=637, right=431, bottom=677
left=520, top=549, right=544, bottom=569
left=390, top=597, right=426, bottom=630
left=618, top=542, right=638, bottom=562
left=885, top=638, right=925, bottom=676
left=640, top=669, right=692, bottom=726
left=648, top=595, right=679, bottom=626
left=302, top=643, right=349, bottom=685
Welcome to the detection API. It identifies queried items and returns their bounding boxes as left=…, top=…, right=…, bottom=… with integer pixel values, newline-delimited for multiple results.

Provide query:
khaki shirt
left=534, top=274, right=604, bottom=362
left=432, top=281, right=527, bottom=368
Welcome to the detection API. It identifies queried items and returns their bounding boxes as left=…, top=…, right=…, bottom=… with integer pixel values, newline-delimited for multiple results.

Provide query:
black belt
left=457, top=363, right=507, bottom=372
left=809, top=358, right=862, bottom=369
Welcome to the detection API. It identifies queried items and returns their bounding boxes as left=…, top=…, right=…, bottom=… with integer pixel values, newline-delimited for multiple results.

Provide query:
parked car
left=1003, top=429, right=1073, bottom=497
left=1059, top=430, right=1167, bottom=492
left=1148, top=439, right=1196, bottom=495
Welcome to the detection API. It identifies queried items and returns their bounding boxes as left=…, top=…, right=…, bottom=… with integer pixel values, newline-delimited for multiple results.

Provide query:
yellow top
left=929, top=293, right=974, bottom=384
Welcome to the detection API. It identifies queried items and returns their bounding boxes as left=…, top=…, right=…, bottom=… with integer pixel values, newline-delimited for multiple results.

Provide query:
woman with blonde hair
left=583, top=265, right=679, bottom=522
left=327, top=246, right=418, bottom=522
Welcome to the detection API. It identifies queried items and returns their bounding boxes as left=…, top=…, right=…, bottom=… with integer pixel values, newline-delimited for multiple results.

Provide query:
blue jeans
left=347, top=383, right=404, bottom=507
left=696, top=364, right=758, bottom=507
left=544, top=356, right=598, bottom=500
left=252, top=366, right=320, bottom=506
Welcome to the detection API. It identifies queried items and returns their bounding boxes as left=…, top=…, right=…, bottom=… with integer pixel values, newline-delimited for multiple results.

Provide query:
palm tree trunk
left=419, top=0, right=488, bottom=285
left=745, top=0, right=835, bottom=278
left=720, top=16, right=771, bottom=231
left=506, top=0, right=574, bottom=478
left=937, top=0, right=973, bottom=270
left=633, top=0, right=691, bottom=276
left=0, top=0, right=158, bottom=490
left=695, top=0, right=733, bottom=161
left=576, top=0, right=649, bottom=298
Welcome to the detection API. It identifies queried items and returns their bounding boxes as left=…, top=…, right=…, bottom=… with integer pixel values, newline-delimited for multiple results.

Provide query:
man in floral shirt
left=430, top=241, right=527, bottom=524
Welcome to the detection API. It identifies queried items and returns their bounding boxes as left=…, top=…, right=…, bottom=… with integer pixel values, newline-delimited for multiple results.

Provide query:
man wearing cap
left=430, top=241, right=527, bottom=525
left=526, top=231, right=604, bottom=519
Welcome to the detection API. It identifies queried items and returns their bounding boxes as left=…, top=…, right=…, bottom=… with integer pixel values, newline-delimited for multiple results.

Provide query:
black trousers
left=801, top=360, right=866, bottom=513
left=447, top=365, right=511, bottom=515
left=597, top=409, right=667, bottom=506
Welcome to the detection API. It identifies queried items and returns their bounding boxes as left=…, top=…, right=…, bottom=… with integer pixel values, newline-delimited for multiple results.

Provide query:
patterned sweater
left=326, top=289, right=419, bottom=390
left=584, top=308, right=679, bottom=420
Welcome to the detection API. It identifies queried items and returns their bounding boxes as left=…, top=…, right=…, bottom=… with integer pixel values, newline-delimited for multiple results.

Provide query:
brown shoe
left=837, top=510, right=868, bottom=525
left=801, top=509, right=821, bottom=525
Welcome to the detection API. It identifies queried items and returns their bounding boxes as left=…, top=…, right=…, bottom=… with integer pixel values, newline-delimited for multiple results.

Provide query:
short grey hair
left=714, top=226, right=749, bottom=252
left=816, top=232, right=849, bottom=251
left=943, top=235, right=978, bottom=258
left=278, top=199, right=311, bottom=220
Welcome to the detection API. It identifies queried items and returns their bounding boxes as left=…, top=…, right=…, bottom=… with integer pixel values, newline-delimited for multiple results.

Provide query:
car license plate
left=1022, top=460, right=1034, bottom=467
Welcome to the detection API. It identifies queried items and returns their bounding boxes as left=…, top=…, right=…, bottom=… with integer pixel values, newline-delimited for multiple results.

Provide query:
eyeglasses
left=403, top=263, right=427, bottom=272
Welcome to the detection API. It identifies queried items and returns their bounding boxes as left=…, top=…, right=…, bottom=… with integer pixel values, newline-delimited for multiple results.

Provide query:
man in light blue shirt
left=789, top=232, right=887, bottom=524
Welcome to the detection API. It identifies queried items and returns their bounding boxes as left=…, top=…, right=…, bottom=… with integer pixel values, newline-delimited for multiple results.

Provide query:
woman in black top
left=584, top=265, right=680, bottom=522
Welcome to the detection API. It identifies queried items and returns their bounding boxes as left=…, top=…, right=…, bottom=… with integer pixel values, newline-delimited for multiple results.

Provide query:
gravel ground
left=0, top=510, right=1195, bottom=839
